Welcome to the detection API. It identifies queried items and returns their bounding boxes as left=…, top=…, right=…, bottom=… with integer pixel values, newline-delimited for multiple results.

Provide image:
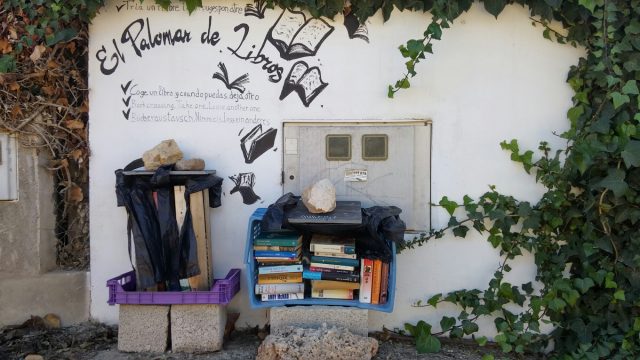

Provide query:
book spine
left=261, top=292, right=304, bottom=301
left=359, top=258, right=373, bottom=303
left=309, top=262, right=355, bottom=271
left=255, top=256, right=298, bottom=261
left=379, top=262, right=390, bottom=305
left=254, top=250, right=298, bottom=258
left=308, top=266, right=355, bottom=275
left=254, top=239, right=300, bottom=247
left=253, top=245, right=299, bottom=251
left=255, top=283, right=305, bottom=294
left=310, top=256, right=359, bottom=267
left=258, top=264, right=303, bottom=275
left=310, top=244, right=355, bottom=254
left=303, top=270, right=360, bottom=282
left=311, top=280, right=360, bottom=290
left=257, top=272, right=303, bottom=284
left=311, top=289, right=354, bottom=300
left=371, top=259, right=382, bottom=305
left=312, top=252, right=357, bottom=259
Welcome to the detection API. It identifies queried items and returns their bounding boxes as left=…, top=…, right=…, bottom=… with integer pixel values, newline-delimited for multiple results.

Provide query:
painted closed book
left=254, top=233, right=302, bottom=247
left=310, top=256, right=359, bottom=267
left=257, top=272, right=303, bottom=284
left=379, top=262, right=390, bottom=304
left=258, top=264, right=303, bottom=275
left=255, top=282, right=305, bottom=295
left=311, top=288, right=354, bottom=300
left=359, top=258, right=373, bottom=303
left=261, top=292, right=304, bottom=301
left=303, top=269, right=360, bottom=282
left=311, top=280, right=360, bottom=290
left=309, top=262, right=355, bottom=271
left=371, top=259, right=382, bottom=305
left=254, top=250, right=300, bottom=258
left=309, top=234, right=356, bottom=254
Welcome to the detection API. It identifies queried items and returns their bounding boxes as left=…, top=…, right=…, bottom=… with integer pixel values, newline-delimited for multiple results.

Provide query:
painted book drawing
left=245, top=0, right=267, bottom=18
left=279, top=61, right=328, bottom=107
left=267, top=9, right=334, bottom=60
left=343, top=12, right=369, bottom=43
left=212, top=62, right=249, bottom=93
left=240, top=124, right=277, bottom=163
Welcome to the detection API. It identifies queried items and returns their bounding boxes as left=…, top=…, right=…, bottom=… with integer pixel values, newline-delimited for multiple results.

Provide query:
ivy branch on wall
left=1, top=0, right=639, bottom=358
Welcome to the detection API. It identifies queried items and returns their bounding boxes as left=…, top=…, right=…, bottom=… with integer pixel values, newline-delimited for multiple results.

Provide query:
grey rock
left=301, top=179, right=336, bottom=214
left=142, top=139, right=183, bottom=170
left=256, top=325, right=378, bottom=360
left=174, top=158, right=205, bottom=171
left=24, top=355, right=44, bottom=360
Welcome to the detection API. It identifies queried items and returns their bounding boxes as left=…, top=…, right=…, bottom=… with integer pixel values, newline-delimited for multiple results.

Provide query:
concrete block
left=171, top=304, right=226, bottom=353
left=118, top=305, right=169, bottom=353
left=269, top=306, right=368, bottom=337
left=0, top=271, right=89, bottom=327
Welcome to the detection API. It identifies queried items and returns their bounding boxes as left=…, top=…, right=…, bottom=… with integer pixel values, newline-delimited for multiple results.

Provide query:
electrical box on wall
left=0, top=133, right=18, bottom=201
left=283, top=121, right=431, bottom=232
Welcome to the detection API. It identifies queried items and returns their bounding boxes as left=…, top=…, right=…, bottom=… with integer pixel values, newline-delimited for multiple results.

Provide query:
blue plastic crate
left=244, top=208, right=396, bottom=312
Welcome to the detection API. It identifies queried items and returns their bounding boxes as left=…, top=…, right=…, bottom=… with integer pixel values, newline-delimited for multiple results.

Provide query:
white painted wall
left=89, top=0, right=582, bottom=333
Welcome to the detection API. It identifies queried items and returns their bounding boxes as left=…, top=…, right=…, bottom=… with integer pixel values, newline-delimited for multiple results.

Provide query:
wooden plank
left=187, top=191, right=213, bottom=290
left=174, top=186, right=187, bottom=231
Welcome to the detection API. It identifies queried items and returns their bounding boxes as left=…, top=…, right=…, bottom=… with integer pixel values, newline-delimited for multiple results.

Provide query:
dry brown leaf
left=11, top=105, right=23, bottom=118
left=30, top=45, right=46, bottom=62
left=9, top=28, right=18, bottom=40
left=0, top=39, right=12, bottom=54
left=42, top=86, right=56, bottom=96
left=71, top=149, right=83, bottom=161
left=60, top=158, right=69, bottom=168
left=0, top=74, right=5, bottom=85
left=56, top=97, right=69, bottom=106
left=79, top=102, right=89, bottom=113
left=8, top=82, right=20, bottom=91
left=64, top=119, right=84, bottom=129
left=66, top=42, right=76, bottom=53
left=47, top=59, right=59, bottom=69
left=68, top=185, right=83, bottom=203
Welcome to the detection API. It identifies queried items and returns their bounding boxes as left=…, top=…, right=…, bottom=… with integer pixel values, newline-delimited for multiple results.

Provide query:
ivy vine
left=2, top=0, right=639, bottom=358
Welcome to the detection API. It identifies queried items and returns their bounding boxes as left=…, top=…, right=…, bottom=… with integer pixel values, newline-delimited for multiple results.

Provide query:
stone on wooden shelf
left=142, top=139, right=184, bottom=170
left=302, top=178, right=336, bottom=214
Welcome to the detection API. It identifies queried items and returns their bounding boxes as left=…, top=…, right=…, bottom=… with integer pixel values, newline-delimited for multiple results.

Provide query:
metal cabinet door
left=283, top=121, right=430, bottom=232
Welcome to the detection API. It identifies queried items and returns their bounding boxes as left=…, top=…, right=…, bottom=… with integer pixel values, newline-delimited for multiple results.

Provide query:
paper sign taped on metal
left=285, top=138, right=298, bottom=155
left=345, top=169, right=367, bottom=182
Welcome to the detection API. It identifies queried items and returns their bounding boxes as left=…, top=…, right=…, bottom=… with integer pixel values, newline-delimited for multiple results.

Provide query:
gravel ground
left=0, top=322, right=537, bottom=360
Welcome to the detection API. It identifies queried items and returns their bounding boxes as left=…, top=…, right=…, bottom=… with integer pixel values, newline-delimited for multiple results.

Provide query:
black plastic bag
left=115, top=161, right=223, bottom=290
left=260, top=192, right=300, bottom=232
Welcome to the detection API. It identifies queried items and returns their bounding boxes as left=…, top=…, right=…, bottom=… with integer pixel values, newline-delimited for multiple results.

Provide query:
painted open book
left=267, top=9, right=334, bottom=60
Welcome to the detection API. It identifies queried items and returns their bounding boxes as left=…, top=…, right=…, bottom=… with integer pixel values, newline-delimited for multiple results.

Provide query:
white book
left=359, top=258, right=373, bottom=303
left=309, top=262, right=355, bottom=271
left=255, top=283, right=305, bottom=295
left=313, top=252, right=357, bottom=259
left=261, top=292, right=304, bottom=301
left=258, top=264, right=304, bottom=275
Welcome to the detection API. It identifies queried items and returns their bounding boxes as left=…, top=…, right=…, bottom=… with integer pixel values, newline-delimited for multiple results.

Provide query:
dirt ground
left=0, top=322, right=537, bottom=360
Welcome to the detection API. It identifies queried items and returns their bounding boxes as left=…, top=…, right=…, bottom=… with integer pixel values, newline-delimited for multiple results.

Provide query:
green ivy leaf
left=416, top=334, right=441, bottom=353
left=440, top=316, right=456, bottom=332
left=0, top=55, right=16, bottom=73
left=453, top=225, right=469, bottom=238
left=462, top=320, right=479, bottom=335
left=476, top=336, right=488, bottom=346
left=611, top=92, right=630, bottom=109
left=481, top=355, right=495, bottom=360
left=622, top=80, right=639, bottom=95
left=184, top=0, right=202, bottom=13
left=574, top=278, right=595, bottom=294
left=427, top=293, right=442, bottom=307
left=548, top=298, right=567, bottom=312
left=426, top=21, right=442, bottom=40
left=387, top=85, right=395, bottom=99
left=483, top=0, right=507, bottom=17
left=578, top=0, right=596, bottom=13
left=595, top=168, right=628, bottom=197
left=439, top=196, right=458, bottom=216
left=622, top=140, right=640, bottom=168
left=613, top=289, right=625, bottom=301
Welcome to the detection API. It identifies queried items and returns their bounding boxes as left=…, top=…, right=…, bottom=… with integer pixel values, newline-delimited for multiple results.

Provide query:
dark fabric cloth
left=115, top=164, right=223, bottom=290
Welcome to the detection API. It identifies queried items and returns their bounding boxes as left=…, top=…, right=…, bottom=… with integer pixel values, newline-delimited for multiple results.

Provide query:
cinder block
left=269, top=306, right=368, bottom=336
left=171, top=304, right=226, bottom=353
left=118, top=305, right=169, bottom=352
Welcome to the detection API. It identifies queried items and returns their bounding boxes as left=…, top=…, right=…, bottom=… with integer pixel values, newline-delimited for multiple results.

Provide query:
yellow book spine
left=371, top=259, right=382, bottom=305
left=257, top=272, right=303, bottom=284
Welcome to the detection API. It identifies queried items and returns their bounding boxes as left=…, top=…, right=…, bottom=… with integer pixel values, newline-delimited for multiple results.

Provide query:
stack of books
left=304, top=234, right=360, bottom=299
left=254, top=233, right=304, bottom=301
left=359, top=258, right=390, bottom=304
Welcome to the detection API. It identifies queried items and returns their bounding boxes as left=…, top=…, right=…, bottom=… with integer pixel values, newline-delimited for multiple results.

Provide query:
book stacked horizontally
left=303, top=234, right=360, bottom=300
left=359, top=258, right=390, bottom=305
left=254, top=233, right=304, bottom=302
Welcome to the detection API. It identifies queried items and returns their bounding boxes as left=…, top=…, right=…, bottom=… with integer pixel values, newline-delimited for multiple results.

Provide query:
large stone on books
left=142, top=139, right=184, bottom=170
left=256, top=325, right=378, bottom=360
left=302, top=178, right=336, bottom=214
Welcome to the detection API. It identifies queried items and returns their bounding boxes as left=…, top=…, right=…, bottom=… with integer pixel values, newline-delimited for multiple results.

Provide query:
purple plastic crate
left=106, top=269, right=241, bottom=305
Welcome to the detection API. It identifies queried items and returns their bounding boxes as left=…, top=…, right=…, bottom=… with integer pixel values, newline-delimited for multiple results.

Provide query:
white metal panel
left=0, top=133, right=18, bottom=201
left=283, top=121, right=430, bottom=231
